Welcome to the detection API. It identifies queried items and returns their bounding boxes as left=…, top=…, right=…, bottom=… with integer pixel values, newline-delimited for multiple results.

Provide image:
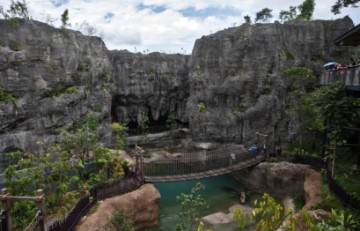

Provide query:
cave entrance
left=127, top=113, right=169, bottom=136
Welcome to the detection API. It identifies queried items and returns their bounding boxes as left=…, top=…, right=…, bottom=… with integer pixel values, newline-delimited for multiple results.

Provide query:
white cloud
left=1, top=0, right=359, bottom=53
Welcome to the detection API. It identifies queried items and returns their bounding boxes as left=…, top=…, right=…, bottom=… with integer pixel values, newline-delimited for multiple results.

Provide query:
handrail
left=320, top=65, right=360, bottom=89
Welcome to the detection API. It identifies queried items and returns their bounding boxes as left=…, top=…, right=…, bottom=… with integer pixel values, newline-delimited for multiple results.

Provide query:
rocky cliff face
left=187, top=17, right=354, bottom=144
left=0, top=17, right=354, bottom=170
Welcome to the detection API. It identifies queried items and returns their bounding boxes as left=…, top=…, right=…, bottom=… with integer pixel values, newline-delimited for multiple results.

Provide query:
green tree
left=312, top=82, right=360, bottom=176
left=281, top=67, right=317, bottom=146
left=255, top=8, right=273, bottom=23
left=62, top=113, right=100, bottom=184
left=331, top=0, right=360, bottom=14
left=244, top=15, right=252, bottom=24
left=138, top=115, right=149, bottom=144
left=3, top=144, right=79, bottom=229
left=104, top=210, right=135, bottom=231
left=176, top=182, right=208, bottom=231
left=110, top=122, right=128, bottom=151
left=234, top=193, right=360, bottom=230
left=234, top=193, right=312, bottom=230
left=7, top=0, right=29, bottom=19
left=61, top=8, right=69, bottom=35
left=279, top=6, right=297, bottom=22
left=0, top=0, right=29, bottom=29
left=297, top=0, right=315, bottom=21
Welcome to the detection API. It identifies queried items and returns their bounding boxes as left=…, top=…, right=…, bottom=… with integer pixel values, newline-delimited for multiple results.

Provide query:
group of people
left=348, top=57, right=360, bottom=67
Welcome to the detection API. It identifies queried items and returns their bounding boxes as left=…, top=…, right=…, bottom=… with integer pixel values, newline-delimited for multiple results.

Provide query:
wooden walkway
left=143, top=146, right=265, bottom=182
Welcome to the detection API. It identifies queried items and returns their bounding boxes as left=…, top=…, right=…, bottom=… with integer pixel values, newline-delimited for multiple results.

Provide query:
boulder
left=201, top=203, right=253, bottom=226
left=76, top=183, right=160, bottom=231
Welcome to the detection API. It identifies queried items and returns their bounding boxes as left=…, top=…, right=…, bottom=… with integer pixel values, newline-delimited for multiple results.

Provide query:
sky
left=1, top=0, right=359, bottom=54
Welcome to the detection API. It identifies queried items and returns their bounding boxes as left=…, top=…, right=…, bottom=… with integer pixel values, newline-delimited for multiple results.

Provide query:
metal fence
left=326, top=163, right=360, bottom=211
left=48, top=176, right=144, bottom=231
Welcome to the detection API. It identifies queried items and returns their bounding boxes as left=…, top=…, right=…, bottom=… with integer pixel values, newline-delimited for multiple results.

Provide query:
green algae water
left=145, top=174, right=259, bottom=231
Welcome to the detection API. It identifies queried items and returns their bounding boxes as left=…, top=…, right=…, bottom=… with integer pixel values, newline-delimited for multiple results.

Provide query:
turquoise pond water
left=144, top=175, right=259, bottom=231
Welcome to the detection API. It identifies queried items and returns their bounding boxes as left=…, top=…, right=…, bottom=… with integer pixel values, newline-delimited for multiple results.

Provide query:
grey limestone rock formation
left=0, top=17, right=355, bottom=170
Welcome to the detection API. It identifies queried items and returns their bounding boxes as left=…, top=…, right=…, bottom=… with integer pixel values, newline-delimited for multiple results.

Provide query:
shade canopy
left=323, top=61, right=337, bottom=67
left=333, top=24, right=360, bottom=46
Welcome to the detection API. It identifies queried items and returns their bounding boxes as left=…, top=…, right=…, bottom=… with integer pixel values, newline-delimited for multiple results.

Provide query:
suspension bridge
left=141, top=133, right=268, bottom=182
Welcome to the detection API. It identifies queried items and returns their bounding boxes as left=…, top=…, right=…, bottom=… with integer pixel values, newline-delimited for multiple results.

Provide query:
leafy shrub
left=102, top=71, right=111, bottom=82
left=78, top=63, right=91, bottom=72
left=0, top=87, right=18, bottom=103
left=197, top=102, right=207, bottom=113
left=9, top=40, right=20, bottom=51
left=280, top=48, right=294, bottom=60
left=65, top=86, right=77, bottom=94
left=47, top=62, right=59, bottom=73
left=104, top=210, right=135, bottom=231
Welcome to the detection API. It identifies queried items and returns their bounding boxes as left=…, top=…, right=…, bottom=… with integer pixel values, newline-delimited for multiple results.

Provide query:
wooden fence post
left=0, top=188, right=12, bottom=231
left=35, top=189, right=46, bottom=216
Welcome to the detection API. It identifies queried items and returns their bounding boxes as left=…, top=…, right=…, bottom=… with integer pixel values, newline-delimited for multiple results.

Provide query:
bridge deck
left=144, top=154, right=264, bottom=182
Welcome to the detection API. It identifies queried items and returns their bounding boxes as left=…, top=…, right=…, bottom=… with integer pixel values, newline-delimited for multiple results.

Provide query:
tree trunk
left=332, top=143, right=336, bottom=178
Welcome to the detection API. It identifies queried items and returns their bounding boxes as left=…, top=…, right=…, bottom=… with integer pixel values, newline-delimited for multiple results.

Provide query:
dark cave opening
left=111, top=96, right=189, bottom=136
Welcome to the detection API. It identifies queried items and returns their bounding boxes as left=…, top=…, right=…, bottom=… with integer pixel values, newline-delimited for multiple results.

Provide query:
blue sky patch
left=136, top=3, right=166, bottom=13
left=179, top=6, right=240, bottom=19
left=50, top=0, right=69, bottom=8
left=104, top=12, right=114, bottom=23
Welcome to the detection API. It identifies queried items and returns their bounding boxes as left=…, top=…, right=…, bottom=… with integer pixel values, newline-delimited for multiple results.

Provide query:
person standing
left=230, top=153, right=236, bottom=165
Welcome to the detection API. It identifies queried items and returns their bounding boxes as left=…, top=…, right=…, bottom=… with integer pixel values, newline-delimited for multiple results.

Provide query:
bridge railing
left=320, top=65, right=360, bottom=89
left=143, top=147, right=260, bottom=177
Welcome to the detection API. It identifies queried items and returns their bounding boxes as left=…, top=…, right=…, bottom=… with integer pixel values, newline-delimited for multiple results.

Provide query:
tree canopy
left=279, top=6, right=297, bottom=22
left=297, top=0, right=315, bottom=21
left=331, top=0, right=360, bottom=14
left=255, top=8, right=273, bottom=23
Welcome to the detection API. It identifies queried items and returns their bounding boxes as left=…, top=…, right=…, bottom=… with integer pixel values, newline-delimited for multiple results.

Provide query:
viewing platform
left=320, top=65, right=360, bottom=91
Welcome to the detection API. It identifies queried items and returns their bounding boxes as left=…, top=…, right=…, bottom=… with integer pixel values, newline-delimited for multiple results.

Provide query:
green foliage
left=0, top=0, right=29, bottom=29
left=147, top=69, right=156, bottom=78
left=280, top=48, right=294, bottom=60
left=244, top=15, right=252, bottom=24
left=334, top=173, right=360, bottom=202
left=47, top=62, right=59, bottom=73
left=104, top=210, right=135, bottom=231
left=65, top=86, right=77, bottom=94
left=7, top=0, right=29, bottom=19
left=161, top=72, right=171, bottom=80
left=78, top=63, right=91, bottom=72
left=110, top=122, right=128, bottom=150
left=317, top=209, right=360, bottom=231
left=331, top=0, right=359, bottom=14
left=240, top=33, right=249, bottom=40
left=197, top=102, right=207, bottom=113
left=234, top=193, right=316, bottom=230
left=279, top=6, right=297, bottom=22
left=297, top=0, right=315, bottom=21
left=263, top=83, right=272, bottom=95
left=0, top=87, right=18, bottom=103
left=255, top=8, right=273, bottom=23
left=138, top=116, right=149, bottom=131
left=63, top=113, right=99, bottom=160
left=102, top=71, right=112, bottom=82
left=61, top=9, right=69, bottom=29
left=9, top=40, right=20, bottom=51
left=48, top=84, right=77, bottom=98
left=176, top=182, right=208, bottom=231
left=281, top=67, right=318, bottom=145
left=4, top=144, right=79, bottom=228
